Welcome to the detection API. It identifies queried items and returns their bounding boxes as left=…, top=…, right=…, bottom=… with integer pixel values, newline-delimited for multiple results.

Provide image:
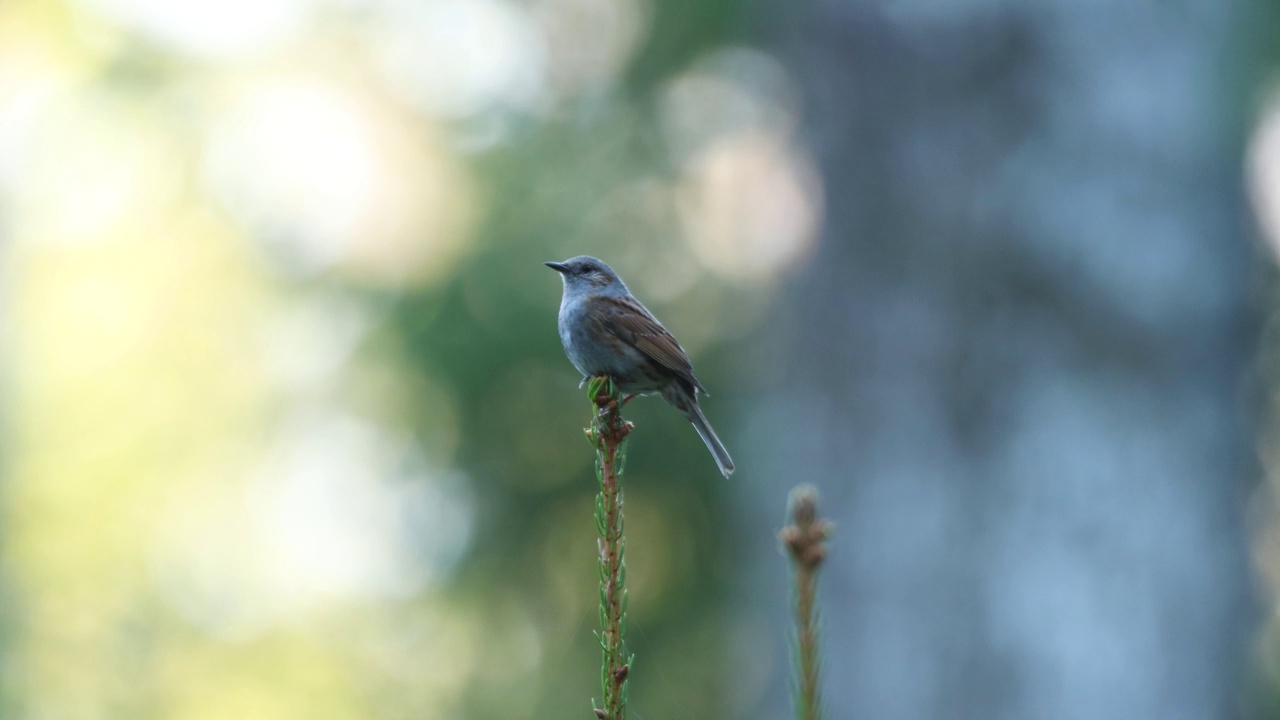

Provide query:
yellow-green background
left=0, top=0, right=809, bottom=717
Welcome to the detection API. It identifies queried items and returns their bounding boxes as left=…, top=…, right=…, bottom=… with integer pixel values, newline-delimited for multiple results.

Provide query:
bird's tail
left=681, top=394, right=735, bottom=478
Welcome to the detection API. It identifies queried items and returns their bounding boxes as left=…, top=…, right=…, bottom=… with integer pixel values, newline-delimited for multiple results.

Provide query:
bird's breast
left=558, top=294, right=662, bottom=393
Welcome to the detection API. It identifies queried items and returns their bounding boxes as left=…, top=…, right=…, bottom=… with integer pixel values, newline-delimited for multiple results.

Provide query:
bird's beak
left=544, top=261, right=569, bottom=274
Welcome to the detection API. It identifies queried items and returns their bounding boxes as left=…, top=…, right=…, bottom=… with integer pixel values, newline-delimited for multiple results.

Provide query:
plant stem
left=794, top=560, right=820, bottom=720
left=780, top=485, right=831, bottom=720
left=587, top=377, right=633, bottom=720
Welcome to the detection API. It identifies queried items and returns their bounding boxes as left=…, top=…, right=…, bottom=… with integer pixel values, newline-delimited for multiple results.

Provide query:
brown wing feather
left=599, top=295, right=708, bottom=394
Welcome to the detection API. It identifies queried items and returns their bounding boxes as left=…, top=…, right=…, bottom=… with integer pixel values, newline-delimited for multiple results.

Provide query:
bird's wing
left=599, top=295, right=708, bottom=394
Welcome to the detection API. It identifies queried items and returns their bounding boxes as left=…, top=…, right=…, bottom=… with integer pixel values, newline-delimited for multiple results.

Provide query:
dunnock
left=546, top=256, right=735, bottom=477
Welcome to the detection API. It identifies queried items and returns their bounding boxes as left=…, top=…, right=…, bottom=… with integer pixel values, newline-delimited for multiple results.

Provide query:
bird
left=546, top=255, right=734, bottom=477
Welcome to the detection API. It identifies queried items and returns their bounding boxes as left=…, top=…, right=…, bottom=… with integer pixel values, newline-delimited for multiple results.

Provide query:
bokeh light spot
left=368, top=0, right=547, bottom=120
left=204, top=78, right=379, bottom=273
left=152, top=412, right=473, bottom=638
left=677, top=129, right=822, bottom=282
left=203, top=76, right=474, bottom=285
left=1249, top=89, right=1280, bottom=260
left=532, top=0, right=648, bottom=98
left=73, top=0, right=307, bottom=57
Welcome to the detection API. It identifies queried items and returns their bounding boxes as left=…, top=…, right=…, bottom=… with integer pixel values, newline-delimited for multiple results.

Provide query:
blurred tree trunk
left=756, top=3, right=1264, bottom=719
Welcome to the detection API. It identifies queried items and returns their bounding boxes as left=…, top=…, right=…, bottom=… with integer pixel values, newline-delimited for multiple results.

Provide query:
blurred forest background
left=0, top=0, right=1277, bottom=718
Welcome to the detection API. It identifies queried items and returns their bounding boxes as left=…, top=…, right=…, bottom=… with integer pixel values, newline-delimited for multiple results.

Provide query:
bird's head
left=545, top=256, right=628, bottom=296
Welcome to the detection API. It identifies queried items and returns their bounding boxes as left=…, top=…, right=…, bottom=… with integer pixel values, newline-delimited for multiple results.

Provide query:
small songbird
left=546, top=256, right=735, bottom=477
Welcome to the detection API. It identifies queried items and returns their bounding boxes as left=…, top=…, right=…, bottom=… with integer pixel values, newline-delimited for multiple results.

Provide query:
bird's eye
left=581, top=264, right=596, bottom=274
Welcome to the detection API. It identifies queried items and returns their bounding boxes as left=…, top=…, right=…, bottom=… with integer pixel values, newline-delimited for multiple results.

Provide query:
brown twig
left=780, top=484, right=831, bottom=720
left=587, top=377, right=633, bottom=720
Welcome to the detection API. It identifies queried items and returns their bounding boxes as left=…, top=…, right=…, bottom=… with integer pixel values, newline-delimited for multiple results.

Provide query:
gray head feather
left=545, top=256, right=630, bottom=298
